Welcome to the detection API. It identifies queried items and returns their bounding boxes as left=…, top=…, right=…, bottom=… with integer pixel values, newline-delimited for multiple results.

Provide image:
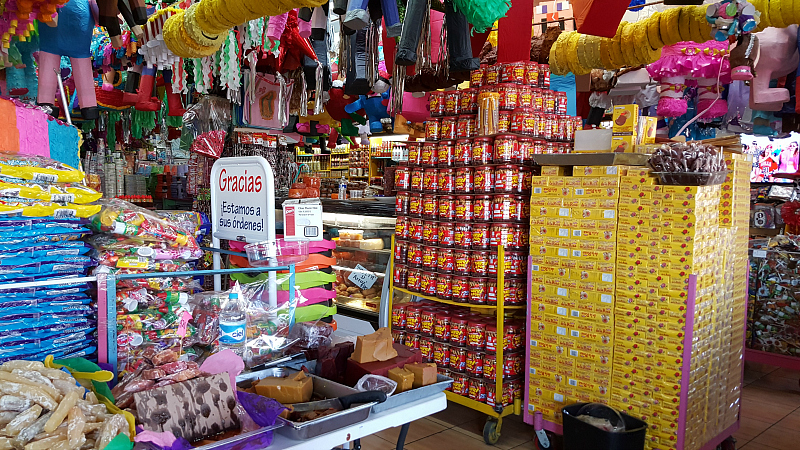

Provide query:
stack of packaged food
left=425, top=61, right=582, bottom=154
left=391, top=301, right=525, bottom=408
left=0, top=155, right=102, bottom=362
left=89, top=199, right=209, bottom=377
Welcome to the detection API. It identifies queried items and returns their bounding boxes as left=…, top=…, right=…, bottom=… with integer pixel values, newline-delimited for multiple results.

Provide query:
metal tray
left=237, top=368, right=376, bottom=441
left=371, top=374, right=452, bottom=414
left=193, top=423, right=284, bottom=450
left=531, top=153, right=650, bottom=166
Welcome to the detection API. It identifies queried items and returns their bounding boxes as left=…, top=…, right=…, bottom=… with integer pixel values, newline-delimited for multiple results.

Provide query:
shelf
left=444, top=392, right=519, bottom=418
left=335, top=296, right=380, bottom=315
left=335, top=246, right=392, bottom=254
left=371, top=156, right=394, bottom=159
left=393, top=287, right=526, bottom=310
left=332, top=264, right=388, bottom=275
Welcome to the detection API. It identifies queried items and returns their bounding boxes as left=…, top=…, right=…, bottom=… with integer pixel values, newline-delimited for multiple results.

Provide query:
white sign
left=210, top=157, right=275, bottom=243
left=348, top=264, right=378, bottom=290
left=283, top=198, right=323, bottom=241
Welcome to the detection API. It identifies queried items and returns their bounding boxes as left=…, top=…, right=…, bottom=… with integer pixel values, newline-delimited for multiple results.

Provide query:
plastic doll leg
left=656, top=75, right=688, bottom=117
left=380, top=0, right=401, bottom=37
left=71, top=56, right=99, bottom=119
left=163, top=69, right=186, bottom=117
left=395, top=0, right=427, bottom=66
left=36, top=50, right=60, bottom=108
left=345, top=29, right=370, bottom=95
left=298, top=8, right=312, bottom=38
left=696, top=77, right=728, bottom=119
left=134, top=66, right=161, bottom=112
left=445, top=1, right=478, bottom=72
left=97, top=0, right=122, bottom=40
left=343, top=0, right=370, bottom=31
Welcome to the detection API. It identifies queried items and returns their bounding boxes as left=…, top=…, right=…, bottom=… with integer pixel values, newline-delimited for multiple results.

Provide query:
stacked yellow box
left=527, top=165, right=621, bottom=424
left=611, top=171, right=725, bottom=450
left=716, top=152, right=751, bottom=432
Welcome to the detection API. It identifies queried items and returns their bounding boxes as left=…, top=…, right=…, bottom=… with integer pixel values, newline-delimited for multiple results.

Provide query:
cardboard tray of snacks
left=371, top=374, right=453, bottom=414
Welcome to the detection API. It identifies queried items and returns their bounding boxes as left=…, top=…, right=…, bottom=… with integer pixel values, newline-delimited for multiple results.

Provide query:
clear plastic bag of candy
left=91, top=198, right=199, bottom=248
left=180, top=96, right=231, bottom=159
left=89, top=234, right=204, bottom=262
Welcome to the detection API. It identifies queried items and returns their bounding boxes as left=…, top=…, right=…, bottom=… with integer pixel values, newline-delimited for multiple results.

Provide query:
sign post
left=210, top=156, right=278, bottom=308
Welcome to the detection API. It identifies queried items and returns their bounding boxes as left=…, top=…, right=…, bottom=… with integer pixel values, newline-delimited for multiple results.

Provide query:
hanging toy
left=37, top=0, right=99, bottom=120
left=707, top=0, right=760, bottom=82
left=647, top=41, right=730, bottom=118
left=706, top=0, right=760, bottom=41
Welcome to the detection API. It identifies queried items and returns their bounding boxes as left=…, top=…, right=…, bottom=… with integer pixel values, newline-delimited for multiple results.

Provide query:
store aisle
left=352, top=362, right=800, bottom=450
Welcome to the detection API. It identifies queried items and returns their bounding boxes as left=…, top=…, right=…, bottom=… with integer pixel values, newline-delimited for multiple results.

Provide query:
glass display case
left=323, top=212, right=395, bottom=319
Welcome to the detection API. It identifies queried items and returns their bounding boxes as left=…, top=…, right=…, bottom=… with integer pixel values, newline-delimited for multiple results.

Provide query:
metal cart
left=388, top=237, right=524, bottom=445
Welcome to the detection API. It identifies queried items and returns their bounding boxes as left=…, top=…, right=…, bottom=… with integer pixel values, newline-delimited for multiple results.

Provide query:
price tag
left=347, top=264, right=378, bottom=290
left=752, top=250, right=767, bottom=259
left=177, top=311, right=193, bottom=337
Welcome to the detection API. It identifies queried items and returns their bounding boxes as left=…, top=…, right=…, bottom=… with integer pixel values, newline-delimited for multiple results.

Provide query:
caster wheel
left=483, top=418, right=500, bottom=445
left=534, top=431, right=558, bottom=450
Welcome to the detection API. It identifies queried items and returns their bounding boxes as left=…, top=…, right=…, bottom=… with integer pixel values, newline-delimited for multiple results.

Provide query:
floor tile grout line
left=745, top=404, right=800, bottom=445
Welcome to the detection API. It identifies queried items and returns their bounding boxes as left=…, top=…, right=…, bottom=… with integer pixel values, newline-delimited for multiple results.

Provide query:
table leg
left=396, top=423, right=411, bottom=450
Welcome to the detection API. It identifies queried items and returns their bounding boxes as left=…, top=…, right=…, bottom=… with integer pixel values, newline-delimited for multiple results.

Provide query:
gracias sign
left=210, top=156, right=276, bottom=243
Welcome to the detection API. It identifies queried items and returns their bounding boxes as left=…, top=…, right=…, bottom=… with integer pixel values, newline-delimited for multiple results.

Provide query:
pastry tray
left=237, top=368, right=375, bottom=440
left=371, top=374, right=453, bottom=414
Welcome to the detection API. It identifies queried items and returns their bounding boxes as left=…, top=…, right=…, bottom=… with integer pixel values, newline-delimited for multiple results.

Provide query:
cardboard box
left=612, top=134, right=636, bottom=153
left=612, top=104, right=639, bottom=133
left=639, top=116, right=658, bottom=144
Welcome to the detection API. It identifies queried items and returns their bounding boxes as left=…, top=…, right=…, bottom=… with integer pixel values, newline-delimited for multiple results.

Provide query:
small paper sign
left=178, top=311, right=193, bottom=337
left=347, top=264, right=378, bottom=290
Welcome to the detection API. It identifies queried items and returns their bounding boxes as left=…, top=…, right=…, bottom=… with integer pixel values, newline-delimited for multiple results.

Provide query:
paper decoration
left=0, top=99, right=20, bottom=154
left=16, top=104, right=50, bottom=158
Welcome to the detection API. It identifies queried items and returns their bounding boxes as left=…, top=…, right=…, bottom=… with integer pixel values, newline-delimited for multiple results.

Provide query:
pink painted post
left=677, top=274, right=697, bottom=450
left=524, top=255, right=533, bottom=425
left=97, top=273, right=108, bottom=365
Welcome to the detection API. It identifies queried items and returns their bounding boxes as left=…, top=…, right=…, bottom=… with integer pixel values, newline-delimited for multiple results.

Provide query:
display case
left=747, top=237, right=800, bottom=369
left=323, top=211, right=396, bottom=318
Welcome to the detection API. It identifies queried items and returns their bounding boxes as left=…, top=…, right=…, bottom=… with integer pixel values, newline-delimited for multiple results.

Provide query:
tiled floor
left=349, top=362, right=800, bottom=450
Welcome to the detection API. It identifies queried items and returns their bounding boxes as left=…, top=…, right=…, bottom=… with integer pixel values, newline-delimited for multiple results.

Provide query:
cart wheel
left=534, top=430, right=557, bottom=450
left=717, top=437, right=736, bottom=450
left=483, top=418, right=501, bottom=445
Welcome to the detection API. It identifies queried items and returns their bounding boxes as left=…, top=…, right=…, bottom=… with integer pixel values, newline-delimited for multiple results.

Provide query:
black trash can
left=562, top=403, right=647, bottom=450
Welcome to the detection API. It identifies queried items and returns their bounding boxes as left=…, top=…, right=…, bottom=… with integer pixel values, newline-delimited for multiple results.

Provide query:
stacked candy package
left=89, top=200, right=208, bottom=376
left=0, top=156, right=102, bottom=362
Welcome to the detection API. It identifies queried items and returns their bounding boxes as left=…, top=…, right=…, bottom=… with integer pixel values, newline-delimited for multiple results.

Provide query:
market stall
left=0, top=0, right=788, bottom=447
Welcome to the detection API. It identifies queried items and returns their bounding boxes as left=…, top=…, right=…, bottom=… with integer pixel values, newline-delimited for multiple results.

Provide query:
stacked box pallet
left=716, top=152, right=751, bottom=433
left=527, top=165, right=621, bottom=424
left=611, top=168, right=732, bottom=450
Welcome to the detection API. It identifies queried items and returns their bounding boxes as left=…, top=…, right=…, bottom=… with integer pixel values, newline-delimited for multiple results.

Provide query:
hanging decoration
left=218, top=29, right=241, bottom=103
left=706, top=0, right=760, bottom=40
left=162, top=0, right=325, bottom=58
left=0, top=0, right=65, bottom=47
left=450, top=0, right=510, bottom=34
left=647, top=40, right=731, bottom=117
left=550, top=5, right=713, bottom=75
